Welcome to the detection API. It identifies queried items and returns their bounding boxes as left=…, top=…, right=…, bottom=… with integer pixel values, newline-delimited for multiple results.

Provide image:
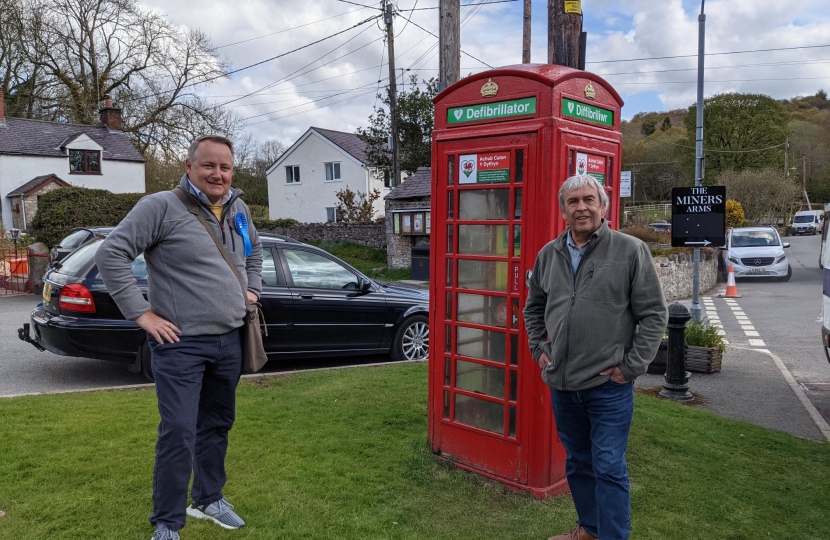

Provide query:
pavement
left=389, top=278, right=830, bottom=442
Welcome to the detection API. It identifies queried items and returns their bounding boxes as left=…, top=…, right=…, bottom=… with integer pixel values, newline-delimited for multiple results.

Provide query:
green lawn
left=307, top=240, right=412, bottom=281
left=1, top=363, right=829, bottom=539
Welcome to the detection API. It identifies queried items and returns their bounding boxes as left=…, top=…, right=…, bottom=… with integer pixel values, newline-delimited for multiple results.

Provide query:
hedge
left=31, top=188, right=145, bottom=247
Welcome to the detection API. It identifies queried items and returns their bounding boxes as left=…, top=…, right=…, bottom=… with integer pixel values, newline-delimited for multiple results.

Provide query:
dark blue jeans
left=148, top=328, right=242, bottom=531
left=550, top=380, right=634, bottom=540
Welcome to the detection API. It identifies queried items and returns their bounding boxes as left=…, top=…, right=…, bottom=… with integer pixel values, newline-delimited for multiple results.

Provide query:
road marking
left=736, top=315, right=749, bottom=321
left=744, top=330, right=760, bottom=336
left=741, top=325, right=755, bottom=330
left=736, top=346, right=830, bottom=442
left=748, top=338, right=766, bottom=347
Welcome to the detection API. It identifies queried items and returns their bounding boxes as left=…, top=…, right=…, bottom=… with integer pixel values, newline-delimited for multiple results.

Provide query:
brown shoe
left=547, top=525, right=598, bottom=540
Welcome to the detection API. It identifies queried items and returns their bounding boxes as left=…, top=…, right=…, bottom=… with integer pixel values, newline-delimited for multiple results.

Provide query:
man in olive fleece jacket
left=523, top=175, right=667, bottom=540
left=96, top=136, right=262, bottom=540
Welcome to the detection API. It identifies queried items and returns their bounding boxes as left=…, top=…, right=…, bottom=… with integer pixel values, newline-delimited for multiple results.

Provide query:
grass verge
left=1, top=363, right=828, bottom=539
left=306, top=240, right=412, bottom=281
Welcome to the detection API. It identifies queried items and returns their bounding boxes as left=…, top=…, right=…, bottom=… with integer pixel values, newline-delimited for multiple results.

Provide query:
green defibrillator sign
left=448, top=97, right=536, bottom=124
left=562, top=98, right=614, bottom=126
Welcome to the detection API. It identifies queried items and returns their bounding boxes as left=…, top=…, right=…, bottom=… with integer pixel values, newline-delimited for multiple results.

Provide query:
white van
left=791, top=210, right=823, bottom=235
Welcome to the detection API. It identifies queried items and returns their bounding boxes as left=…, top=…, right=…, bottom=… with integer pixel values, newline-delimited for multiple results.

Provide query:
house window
left=285, top=165, right=300, bottom=184
left=326, top=207, right=338, bottom=223
left=325, top=162, right=341, bottom=181
left=69, top=150, right=101, bottom=174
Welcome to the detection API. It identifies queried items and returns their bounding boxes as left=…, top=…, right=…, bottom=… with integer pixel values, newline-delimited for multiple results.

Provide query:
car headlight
left=775, top=255, right=786, bottom=264
left=728, top=256, right=740, bottom=265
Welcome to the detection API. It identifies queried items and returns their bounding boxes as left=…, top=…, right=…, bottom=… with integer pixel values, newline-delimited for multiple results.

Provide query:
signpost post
left=671, top=186, right=726, bottom=248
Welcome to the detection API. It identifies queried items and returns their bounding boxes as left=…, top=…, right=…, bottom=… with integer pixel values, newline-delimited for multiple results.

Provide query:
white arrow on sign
left=684, top=240, right=712, bottom=246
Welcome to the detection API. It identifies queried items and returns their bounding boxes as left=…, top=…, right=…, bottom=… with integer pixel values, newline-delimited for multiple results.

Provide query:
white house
left=266, top=127, right=390, bottom=223
left=0, top=92, right=145, bottom=232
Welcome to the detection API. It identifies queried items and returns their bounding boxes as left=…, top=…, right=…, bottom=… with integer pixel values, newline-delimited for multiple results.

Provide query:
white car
left=724, top=227, right=791, bottom=281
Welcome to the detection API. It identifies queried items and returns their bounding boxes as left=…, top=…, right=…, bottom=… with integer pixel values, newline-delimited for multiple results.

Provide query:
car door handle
left=299, top=294, right=314, bottom=300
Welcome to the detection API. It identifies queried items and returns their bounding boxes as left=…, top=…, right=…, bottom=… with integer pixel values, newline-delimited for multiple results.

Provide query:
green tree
left=641, top=118, right=657, bottom=137
left=817, top=89, right=828, bottom=100
left=725, top=200, right=745, bottom=229
left=681, top=93, right=790, bottom=183
left=356, top=75, right=438, bottom=183
left=660, top=117, right=672, bottom=131
left=334, top=187, right=381, bottom=223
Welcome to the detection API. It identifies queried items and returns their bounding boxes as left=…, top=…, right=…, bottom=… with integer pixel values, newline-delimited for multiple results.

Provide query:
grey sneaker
left=151, top=524, right=180, bottom=540
left=186, top=498, right=246, bottom=530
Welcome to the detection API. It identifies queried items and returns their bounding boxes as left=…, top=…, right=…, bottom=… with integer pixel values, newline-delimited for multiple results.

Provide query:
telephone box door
left=557, top=130, right=621, bottom=229
left=431, top=133, right=536, bottom=482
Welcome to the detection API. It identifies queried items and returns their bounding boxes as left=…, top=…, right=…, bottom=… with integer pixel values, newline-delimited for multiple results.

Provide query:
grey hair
left=558, top=174, right=609, bottom=210
left=187, top=135, right=234, bottom=162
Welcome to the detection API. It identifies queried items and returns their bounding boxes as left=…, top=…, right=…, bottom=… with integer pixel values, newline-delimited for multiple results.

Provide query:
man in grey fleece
left=96, top=135, right=262, bottom=540
left=523, top=175, right=667, bottom=540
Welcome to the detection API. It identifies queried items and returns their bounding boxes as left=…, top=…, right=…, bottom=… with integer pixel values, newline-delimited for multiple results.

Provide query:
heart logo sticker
left=454, top=110, right=464, bottom=120
left=567, top=102, right=574, bottom=114
left=461, top=160, right=475, bottom=177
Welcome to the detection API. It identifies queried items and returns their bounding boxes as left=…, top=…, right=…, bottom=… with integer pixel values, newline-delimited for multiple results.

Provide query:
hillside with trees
left=622, top=90, right=830, bottom=206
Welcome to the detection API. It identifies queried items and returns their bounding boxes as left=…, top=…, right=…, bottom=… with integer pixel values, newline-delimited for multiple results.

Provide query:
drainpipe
left=20, top=196, right=27, bottom=231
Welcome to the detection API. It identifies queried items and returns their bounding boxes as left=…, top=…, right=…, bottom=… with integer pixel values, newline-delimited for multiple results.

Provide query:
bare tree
left=718, top=168, right=802, bottom=223
left=2, top=0, right=240, bottom=157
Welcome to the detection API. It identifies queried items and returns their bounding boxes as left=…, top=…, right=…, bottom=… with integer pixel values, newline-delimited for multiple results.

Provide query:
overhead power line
left=612, top=76, right=830, bottom=85
left=655, top=139, right=789, bottom=154
left=589, top=44, right=830, bottom=65
left=600, top=58, right=830, bottom=77
left=395, top=11, right=493, bottom=67
left=409, top=0, right=519, bottom=8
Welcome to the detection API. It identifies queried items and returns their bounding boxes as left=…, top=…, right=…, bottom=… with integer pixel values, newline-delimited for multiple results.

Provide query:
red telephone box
left=428, top=64, right=624, bottom=498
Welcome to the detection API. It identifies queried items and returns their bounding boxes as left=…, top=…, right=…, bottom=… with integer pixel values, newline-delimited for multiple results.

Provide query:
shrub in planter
left=647, top=318, right=725, bottom=374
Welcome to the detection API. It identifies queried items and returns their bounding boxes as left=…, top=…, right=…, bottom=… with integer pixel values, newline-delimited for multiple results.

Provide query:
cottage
left=0, top=92, right=145, bottom=232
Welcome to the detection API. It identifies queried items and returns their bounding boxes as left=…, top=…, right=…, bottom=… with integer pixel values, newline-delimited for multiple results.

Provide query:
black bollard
left=659, top=302, right=694, bottom=402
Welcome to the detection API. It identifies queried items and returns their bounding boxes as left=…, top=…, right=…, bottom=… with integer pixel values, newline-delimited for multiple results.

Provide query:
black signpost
left=671, top=186, right=726, bottom=248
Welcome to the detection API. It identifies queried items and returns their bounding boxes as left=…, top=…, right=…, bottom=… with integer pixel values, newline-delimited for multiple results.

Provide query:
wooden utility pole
left=439, top=0, right=460, bottom=91
left=385, top=0, right=400, bottom=188
left=522, top=0, right=531, bottom=63
left=547, top=0, right=582, bottom=68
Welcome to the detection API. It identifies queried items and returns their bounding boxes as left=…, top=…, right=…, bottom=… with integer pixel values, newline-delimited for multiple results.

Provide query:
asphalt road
left=0, top=294, right=401, bottom=397
left=723, top=233, right=830, bottom=423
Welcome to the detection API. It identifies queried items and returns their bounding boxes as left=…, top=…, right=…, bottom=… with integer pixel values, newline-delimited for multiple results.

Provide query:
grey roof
left=0, top=117, right=144, bottom=162
left=385, top=167, right=432, bottom=200
left=7, top=173, right=71, bottom=197
left=312, top=127, right=369, bottom=165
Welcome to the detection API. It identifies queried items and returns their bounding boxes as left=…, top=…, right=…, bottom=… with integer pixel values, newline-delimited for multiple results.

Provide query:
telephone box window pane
left=458, top=225, right=510, bottom=256
left=455, top=394, right=504, bottom=434
left=509, top=406, right=517, bottom=438
left=509, top=370, right=517, bottom=402
left=446, top=225, right=454, bottom=254
left=511, top=299, right=520, bottom=330
left=443, top=391, right=451, bottom=419
left=445, top=324, right=452, bottom=353
left=448, top=155, right=455, bottom=186
left=445, top=292, right=453, bottom=320
left=447, top=191, right=454, bottom=219
left=457, top=260, right=508, bottom=292
left=456, top=360, right=505, bottom=398
left=444, top=357, right=452, bottom=386
left=513, top=226, right=521, bottom=257
left=446, top=259, right=453, bottom=286
left=458, top=189, right=510, bottom=220
left=457, top=293, right=507, bottom=328
left=510, top=334, right=518, bottom=365
left=457, top=327, right=507, bottom=363
left=514, top=188, right=522, bottom=219
left=515, top=150, right=523, bottom=183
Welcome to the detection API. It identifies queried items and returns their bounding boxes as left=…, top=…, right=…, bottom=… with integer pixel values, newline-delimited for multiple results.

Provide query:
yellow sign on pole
left=564, top=0, right=581, bottom=14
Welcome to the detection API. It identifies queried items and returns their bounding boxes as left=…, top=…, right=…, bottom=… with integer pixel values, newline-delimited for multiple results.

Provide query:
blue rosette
left=234, top=211, right=253, bottom=257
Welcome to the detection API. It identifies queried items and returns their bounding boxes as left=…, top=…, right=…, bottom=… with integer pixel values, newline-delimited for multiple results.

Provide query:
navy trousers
left=147, top=328, right=242, bottom=531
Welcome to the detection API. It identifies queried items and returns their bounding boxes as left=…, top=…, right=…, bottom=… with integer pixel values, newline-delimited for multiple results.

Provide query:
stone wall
left=653, top=249, right=718, bottom=302
left=385, top=197, right=431, bottom=269
left=257, top=222, right=386, bottom=249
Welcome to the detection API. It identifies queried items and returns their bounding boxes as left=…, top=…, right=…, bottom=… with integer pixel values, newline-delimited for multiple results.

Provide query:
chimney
left=99, top=94, right=122, bottom=131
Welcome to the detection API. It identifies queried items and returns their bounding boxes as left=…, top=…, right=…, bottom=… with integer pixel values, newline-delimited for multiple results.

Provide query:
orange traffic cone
left=719, top=264, right=742, bottom=298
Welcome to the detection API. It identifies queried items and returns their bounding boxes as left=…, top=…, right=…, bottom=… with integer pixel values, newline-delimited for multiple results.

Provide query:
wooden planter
left=647, top=341, right=722, bottom=375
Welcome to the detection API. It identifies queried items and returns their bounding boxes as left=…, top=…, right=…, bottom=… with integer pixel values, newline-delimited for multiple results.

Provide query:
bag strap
left=172, top=187, right=250, bottom=307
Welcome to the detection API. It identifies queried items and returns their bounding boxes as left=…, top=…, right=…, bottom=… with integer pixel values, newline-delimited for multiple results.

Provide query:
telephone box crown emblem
left=480, top=79, right=498, bottom=98
left=584, top=82, right=596, bottom=100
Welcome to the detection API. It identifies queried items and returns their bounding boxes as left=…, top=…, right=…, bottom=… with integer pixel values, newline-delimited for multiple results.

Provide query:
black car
left=19, top=234, right=430, bottom=381
left=49, top=226, right=115, bottom=267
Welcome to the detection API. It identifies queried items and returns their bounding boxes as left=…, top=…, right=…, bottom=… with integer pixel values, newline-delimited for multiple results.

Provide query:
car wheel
left=391, top=315, right=429, bottom=361
left=778, top=265, right=792, bottom=282
left=138, top=340, right=154, bottom=382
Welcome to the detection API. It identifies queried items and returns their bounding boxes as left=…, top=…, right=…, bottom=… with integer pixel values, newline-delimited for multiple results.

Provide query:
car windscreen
left=731, top=231, right=779, bottom=247
left=58, top=240, right=147, bottom=279
left=794, top=215, right=815, bottom=223
left=57, top=229, right=91, bottom=249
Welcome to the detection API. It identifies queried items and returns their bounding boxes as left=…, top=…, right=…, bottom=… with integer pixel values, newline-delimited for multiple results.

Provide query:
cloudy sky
left=141, top=0, right=830, bottom=147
